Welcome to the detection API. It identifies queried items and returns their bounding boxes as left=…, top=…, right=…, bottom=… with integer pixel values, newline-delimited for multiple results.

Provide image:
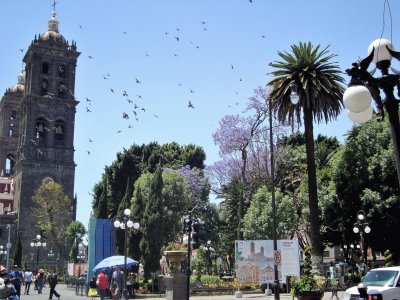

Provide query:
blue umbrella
left=92, top=255, right=138, bottom=272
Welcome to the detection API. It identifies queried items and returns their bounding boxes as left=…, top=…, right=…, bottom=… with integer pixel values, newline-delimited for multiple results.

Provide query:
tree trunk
left=303, top=105, right=324, bottom=275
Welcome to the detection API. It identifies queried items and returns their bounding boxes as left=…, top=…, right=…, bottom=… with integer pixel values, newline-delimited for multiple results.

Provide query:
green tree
left=140, top=166, right=164, bottom=279
left=96, top=179, right=109, bottom=219
left=268, top=42, right=345, bottom=274
left=242, top=187, right=297, bottom=240
left=32, top=182, right=74, bottom=268
left=325, top=117, right=400, bottom=263
left=162, top=170, right=189, bottom=244
left=65, top=221, right=87, bottom=263
left=129, top=184, right=145, bottom=261
left=115, top=178, right=133, bottom=255
left=218, top=177, right=243, bottom=269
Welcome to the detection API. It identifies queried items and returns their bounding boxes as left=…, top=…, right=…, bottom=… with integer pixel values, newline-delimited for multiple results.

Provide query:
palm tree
left=267, top=42, right=345, bottom=275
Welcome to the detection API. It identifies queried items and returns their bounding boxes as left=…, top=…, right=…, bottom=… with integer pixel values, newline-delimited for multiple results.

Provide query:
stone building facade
left=0, top=9, right=79, bottom=269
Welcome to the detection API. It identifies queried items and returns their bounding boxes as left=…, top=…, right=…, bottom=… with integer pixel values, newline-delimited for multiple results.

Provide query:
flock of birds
left=12, top=0, right=266, bottom=191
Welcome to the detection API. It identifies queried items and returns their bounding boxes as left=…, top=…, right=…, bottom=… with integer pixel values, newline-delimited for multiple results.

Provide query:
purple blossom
left=176, top=165, right=207, bottom=208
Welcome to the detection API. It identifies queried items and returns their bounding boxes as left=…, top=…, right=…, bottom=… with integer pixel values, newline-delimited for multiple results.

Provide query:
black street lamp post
left=30, top=234, right=46, bottom=269
left=114, top=208, right=140, bottom=300
left=268, top=95, right=282, bottom=300
left=344, top=38, right=400, bottom=186
left=352, top=210, right=371, bottom=272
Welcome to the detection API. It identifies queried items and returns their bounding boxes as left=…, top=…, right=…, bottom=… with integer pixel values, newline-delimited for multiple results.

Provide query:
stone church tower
left=0, top=9, right=79, bottom=267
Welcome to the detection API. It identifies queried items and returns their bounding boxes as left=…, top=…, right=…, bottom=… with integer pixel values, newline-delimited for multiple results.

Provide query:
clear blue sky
left=1, top=0, right=399, bottom=230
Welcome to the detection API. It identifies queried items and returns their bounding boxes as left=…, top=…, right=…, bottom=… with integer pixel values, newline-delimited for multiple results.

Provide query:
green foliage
left=96, top=180, right=109, bottom=219
left=242, top=186, right=297, bottom=240
left=140, top=166, right=164, bottom=278
left=384, top=250, right=394, bottom=267
left=65, top=221, right=87, bottom=263
left=324, top=117, right=400, bottom=262
left=290, top=274, right=325, bottom=296
left=32, top=182, right=73, bottom=260
left=303, top=245, right=312, bottom=276
left=218, top=177, right=243, bottom=267
left=161, top=170, right=189, bottom=244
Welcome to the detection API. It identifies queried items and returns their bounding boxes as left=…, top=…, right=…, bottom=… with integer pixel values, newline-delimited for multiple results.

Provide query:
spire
left=17, top=70, right=25, bottom=85
left=48, top=9, right=59, bottom=33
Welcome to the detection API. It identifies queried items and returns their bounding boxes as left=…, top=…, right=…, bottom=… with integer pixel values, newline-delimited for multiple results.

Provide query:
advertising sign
left=235, top=240, right=300, bottom=284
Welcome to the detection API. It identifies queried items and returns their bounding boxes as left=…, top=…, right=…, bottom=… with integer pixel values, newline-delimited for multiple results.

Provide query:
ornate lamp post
left=343, top=38, right=400, bottom=186
left=352, top=210, right=371, bottom=271
left=114, top=208, right=140, bottom=300
left=30, top=234, right=46, bottom=269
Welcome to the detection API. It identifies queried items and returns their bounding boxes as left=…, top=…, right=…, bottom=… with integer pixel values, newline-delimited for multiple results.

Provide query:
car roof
left=369, top=266, right=400, bottom=271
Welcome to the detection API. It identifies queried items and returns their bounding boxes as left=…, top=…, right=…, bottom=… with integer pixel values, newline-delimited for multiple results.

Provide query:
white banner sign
left=235, top=240, right=300, bottom=284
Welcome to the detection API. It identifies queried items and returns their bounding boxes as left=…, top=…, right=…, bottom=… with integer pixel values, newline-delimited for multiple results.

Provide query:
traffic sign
left=274, top=250, right=281, bottom=265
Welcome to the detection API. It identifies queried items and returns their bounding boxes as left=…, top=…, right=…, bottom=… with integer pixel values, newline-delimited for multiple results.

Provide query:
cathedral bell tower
left=12, top=8, right=80, bottom=263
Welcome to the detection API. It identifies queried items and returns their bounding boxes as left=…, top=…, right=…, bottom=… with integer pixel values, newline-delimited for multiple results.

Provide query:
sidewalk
left=20, top=284, right=344, bottom=300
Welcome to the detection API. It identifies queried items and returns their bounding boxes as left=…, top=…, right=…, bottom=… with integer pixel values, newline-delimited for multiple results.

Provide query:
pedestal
left=164, top=273, right=187, bottom=300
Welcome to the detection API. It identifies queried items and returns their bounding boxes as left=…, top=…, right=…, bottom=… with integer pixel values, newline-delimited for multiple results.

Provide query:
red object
left=97, top=272, right=109, bottom=290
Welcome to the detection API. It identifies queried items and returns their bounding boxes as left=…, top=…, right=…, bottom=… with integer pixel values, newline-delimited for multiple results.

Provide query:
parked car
left=344, top=266, right=400, bottom=300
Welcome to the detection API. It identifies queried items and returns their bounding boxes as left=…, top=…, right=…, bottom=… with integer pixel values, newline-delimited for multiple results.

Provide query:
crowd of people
left=0, top=265, right=61, bottom=300
left=88, top=266, right=137, bottom=300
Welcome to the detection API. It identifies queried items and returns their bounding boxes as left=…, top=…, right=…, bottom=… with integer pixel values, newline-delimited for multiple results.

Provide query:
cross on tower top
left=52, top=1, right=57, bottom=11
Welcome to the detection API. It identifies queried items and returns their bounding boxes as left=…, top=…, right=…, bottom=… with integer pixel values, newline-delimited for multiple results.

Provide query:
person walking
left=111, top=265, right=124, bottom=300
left=88, top=275, right=98, bottom=300
left=47, top=269, right=61, bottom=300
left=36, top=269, right=45, bottom=294
left=96, top=269, right=109, bottom=300
left=23, top=268, right=33, bottom=295
left=8, top=265, right=23, bottom=298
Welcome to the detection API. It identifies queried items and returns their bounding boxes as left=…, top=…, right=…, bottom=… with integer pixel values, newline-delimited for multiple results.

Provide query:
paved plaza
left=17, top=284, right=345, bottom=300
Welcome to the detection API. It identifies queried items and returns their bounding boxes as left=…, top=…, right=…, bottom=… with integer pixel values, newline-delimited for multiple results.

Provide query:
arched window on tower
left=54, top=120, right=65, bottom=146
left=35, top=118, right=47, bottom=146
left=42, top=63, right=49, bottom=74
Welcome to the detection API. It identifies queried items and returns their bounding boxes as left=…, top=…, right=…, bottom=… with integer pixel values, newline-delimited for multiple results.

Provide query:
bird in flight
left=89, top=138, right=94, bottom=142
left=19, top=49, right=24, bottom=52
left=117, top=130, right=122, bottom=133
left=103, top=75, right=108, bottom=80
left=85, top=97, right=92, bottom=103
left=188, top=101, right=194, bottom=109
left=190, top=89, right=194, bottom=94
left=86, top=107, right=92, bottom=112
left=141, top=108, right=146, bottom=112
left=123, top=91, right=128, bottom=96
left=87, top=151, right=91, bottom=155
left=88, top=56, right=93, bottom=59
left=135, top=78, right=141, bottom=84
left=231, top=65, right=234, bottom=69
left=175, top=36, right=180, bottom=42
left=110, top=88, right=114, bottom=93
left=153, top=114, right=159, bottom=118
left=127, top=99, right=133, bottom=104
left=122, top=112, right=129, bottom=119
left=79, top=24, right=83, bottom=29
left=137, top=95, right=143, bottom=99
left=134, top=104, right=139, bottom=109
